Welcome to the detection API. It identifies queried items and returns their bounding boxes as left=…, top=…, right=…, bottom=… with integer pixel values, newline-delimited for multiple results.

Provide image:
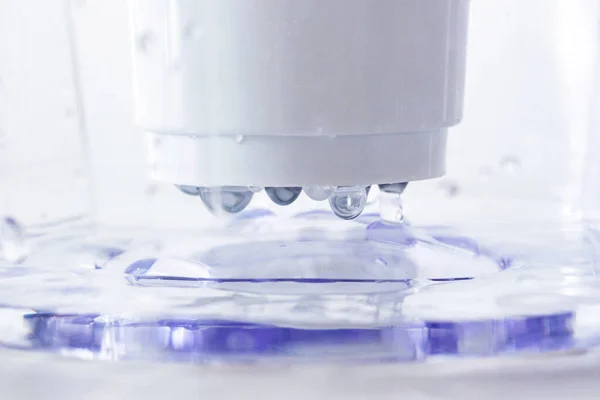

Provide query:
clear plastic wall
left=2, top=0, right=600, bottom=394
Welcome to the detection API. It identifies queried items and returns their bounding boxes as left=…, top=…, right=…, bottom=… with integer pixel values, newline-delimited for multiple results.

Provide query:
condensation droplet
left=184, top=23, right=204, bottom=41
left=234, top=135, right=244, bottom=144
left=304, top=185, right=335, bottom=201
left=200, top=187, right=254, bottom=214
left=0, top=217, right=28, bottom=264
left=249, top=186, right=263, bottom=193
left=499, top=155, right=521, bottom=173
left=136, top=32, right=155, bottom=54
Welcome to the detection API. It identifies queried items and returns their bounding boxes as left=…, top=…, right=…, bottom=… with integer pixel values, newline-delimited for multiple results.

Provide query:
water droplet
left=499, top=155, right=521, bottom=173
left=329, top=186, right=367, bottom=220
left=265, top=187, right=302, bottom=206
left=177, top=185, right=200, bottom=196
left=379, top=191, right=404, bottom=224
left=438, top=181, right=460, bottom=197
left=249, top=186, right=263, bottom=193
left=234, top=134, right=244, bottom=144
left=304, top=186, right=335, bottom=201
left=184, top=23, right=204, bottom=42
left=200, top=187, right=254, bottom=214
left=136, top=32, right=155, bottom=54
left=125, top=258, right=157, bottom=276
left=0, top=217, right=28, bottom=264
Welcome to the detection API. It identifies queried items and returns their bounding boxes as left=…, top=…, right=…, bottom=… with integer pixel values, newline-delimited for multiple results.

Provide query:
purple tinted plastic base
left=23, top=312, right=575, bottom=363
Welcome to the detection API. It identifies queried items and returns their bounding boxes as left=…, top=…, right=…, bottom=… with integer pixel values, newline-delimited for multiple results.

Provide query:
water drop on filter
left=304, top=186, right=335, bottom=201
left=378, top=191, right=405, bottom=224
left=329, top=186, right=367, bottom=220
left=265, top=187, right=302, bottom=206
left=199, top=187, right=254, bottom=214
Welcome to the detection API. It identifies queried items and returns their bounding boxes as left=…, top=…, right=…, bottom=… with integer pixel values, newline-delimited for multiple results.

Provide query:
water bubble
left=0, top=217, right=28, bottom=264
left=199, top=187, right=254, bottom=214
left=304, top=186, right=335, bottom=201
left=136, top=32, right=155, bottom=54
left=499, top=155, right=521, bottom=173
left=234, top=135, right=244, bottom=144
left=329, top=186, right=368, bottom=220
left=177, top=185, right=200, bottom=196
left=265, top=187, right=302, bottom=206
left=184, top=23, right=204, bottom=42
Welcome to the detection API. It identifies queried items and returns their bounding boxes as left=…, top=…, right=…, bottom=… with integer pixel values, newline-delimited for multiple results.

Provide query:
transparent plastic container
left=2, top=0, right=600, bottom=398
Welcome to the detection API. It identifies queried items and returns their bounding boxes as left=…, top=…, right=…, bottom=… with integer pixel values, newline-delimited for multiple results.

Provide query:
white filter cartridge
left=130, top=0, right=469, bottom=187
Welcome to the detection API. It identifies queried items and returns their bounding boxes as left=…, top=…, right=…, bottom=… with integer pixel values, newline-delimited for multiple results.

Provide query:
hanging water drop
left=199, top=187, right=254, bottom=214
left=234, top=134, right=244, bottom=144
left=304, top=186, right=335, bottom=201
left=378, top=182, right=407, bottom=224
left=177, top=185, right=200, bottom=196
left=328, top=186, right=368, bottom=220
left=265, top=187, right=302, bottom=206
